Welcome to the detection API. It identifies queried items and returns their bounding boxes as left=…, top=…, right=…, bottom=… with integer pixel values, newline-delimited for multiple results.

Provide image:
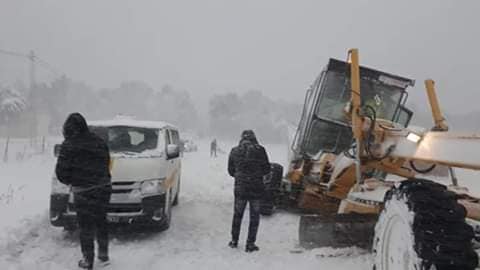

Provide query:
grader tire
left=373, top=178, right=478, bottom=270
left=269, top=163, right=284, bottom=189
left=260, top=163, right=284, bottom=216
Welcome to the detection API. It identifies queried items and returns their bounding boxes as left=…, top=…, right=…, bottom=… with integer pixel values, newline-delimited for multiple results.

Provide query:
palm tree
left=0, top=85, right=26, bottom=162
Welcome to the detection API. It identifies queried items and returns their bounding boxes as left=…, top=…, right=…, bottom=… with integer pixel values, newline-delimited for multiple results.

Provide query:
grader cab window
left=297, top=59, right=414, bottom=157
left=315, top=71, right=351, bottom=123
left=304, top=119, right=353, bottom=155
left=395, top=106, right=413, bottom=127
left=315, top=71, right=405, bottom=124
left=292, top=73, right=325, bottom=153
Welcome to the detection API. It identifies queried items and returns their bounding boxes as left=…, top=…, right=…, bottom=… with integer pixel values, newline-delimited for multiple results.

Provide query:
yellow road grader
left=282, top=49, right=480, bottom=269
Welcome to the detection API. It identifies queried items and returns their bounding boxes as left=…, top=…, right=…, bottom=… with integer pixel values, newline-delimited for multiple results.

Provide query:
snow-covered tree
left=0, top=85, right=27, bottom=162
left=0, top=86, right=26, bottom=122
left=208, top=90, right=301, bottom=143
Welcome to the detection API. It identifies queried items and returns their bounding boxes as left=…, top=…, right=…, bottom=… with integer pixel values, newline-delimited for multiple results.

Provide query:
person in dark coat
left=227, top=130, right=270, bottom=252
left=210, top=138, right=217, bottom=157
left=55, top=113, right=112, bottom=269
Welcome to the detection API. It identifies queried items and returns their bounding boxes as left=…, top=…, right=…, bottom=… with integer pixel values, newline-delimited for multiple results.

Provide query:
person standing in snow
left=227, top=130, right=270, bottom=252
left=55, top=113, right=112, bottom=270
left=210, top=138, right=217, bottom=157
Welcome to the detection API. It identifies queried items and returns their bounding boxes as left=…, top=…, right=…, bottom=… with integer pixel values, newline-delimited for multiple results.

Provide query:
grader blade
left=390, top=132, right=480, bottom=171
left=298, top=213, right=377, bottom=249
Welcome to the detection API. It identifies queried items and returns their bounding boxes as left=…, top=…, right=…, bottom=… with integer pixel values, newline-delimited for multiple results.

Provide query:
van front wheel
left=155, top=193, right=172, bottom=232
left=173, top=179, right=180, bottom=206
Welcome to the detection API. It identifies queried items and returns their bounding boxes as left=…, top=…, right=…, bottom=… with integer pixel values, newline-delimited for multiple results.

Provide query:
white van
left=50, top=117, right=182, bottom=231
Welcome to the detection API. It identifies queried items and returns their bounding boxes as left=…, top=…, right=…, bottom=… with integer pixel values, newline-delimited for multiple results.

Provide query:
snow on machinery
left=282, top=49, right=480, bottom=269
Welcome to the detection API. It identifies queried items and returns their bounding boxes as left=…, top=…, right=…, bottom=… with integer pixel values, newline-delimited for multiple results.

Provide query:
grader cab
left=286, top=58, right=414, bottom=204
left=291, top=58, right=413, bottom=157
left=283, top=49, right=480, bottom=270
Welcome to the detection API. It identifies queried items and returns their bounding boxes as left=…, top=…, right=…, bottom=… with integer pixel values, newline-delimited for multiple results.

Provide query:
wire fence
left=0, top=136, right=61, bottom=163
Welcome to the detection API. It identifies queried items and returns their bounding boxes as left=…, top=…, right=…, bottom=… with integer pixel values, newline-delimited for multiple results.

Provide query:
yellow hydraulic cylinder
left=349, top=49, right=362, bottom=141
left=425, top=79, right=448, bottom=131
left=348, top=48, right=363, bottom=185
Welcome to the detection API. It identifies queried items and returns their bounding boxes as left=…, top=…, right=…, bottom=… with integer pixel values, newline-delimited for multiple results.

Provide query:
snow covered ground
left=1, top=139, right=478, bottom=270
left=0, top=139, right=374, bottom=270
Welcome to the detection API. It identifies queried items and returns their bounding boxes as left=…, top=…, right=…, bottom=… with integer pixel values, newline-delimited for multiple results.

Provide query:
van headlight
left=51, top=176, right=70, bottom=194
left=141, top=179, right=166, bottom=195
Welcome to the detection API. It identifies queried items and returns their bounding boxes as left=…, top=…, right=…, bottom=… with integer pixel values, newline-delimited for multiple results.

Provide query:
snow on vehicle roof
left=88, top=117, right=178, bottom=130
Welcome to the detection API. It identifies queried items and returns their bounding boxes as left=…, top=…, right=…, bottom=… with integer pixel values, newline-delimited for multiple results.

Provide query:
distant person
left=227, top=130, right=270, bottom=252
left=210, top=138, right=217, bottom=157
left=55, top=113, right=112, bottom=270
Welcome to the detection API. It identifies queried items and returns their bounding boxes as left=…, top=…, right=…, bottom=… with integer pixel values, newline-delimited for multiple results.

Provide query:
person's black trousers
left=74, top=188, right=111, bottom=263
left=231, top=197, right=261, bottom=244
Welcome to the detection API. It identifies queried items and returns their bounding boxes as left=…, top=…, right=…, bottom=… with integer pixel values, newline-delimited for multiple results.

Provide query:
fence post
left=3, top=136, right=9, bottom=163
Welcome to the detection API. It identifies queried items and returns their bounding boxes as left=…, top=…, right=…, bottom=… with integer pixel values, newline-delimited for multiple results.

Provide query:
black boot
left=78, top=257, right=93, bottom=270
left=97, top=248, right=109, bottom=265
left=228, top=240, right=238, bottom=248
left=245, top=243, right=259, bottom=253
left=97, top=255, right=110, bottom=267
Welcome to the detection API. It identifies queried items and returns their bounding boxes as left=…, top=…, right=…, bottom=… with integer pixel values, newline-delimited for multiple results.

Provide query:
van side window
left=166, top=129, right=180, bottom=146
left=158, top=129, right=166, bottom=151
left=171, top=130, right=180, bottom=145
left=165, top=129, right=172, bottom=145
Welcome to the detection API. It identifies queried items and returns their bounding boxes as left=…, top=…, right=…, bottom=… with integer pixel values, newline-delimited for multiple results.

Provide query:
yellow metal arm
left=348, top=48, right=364, bottom=185
left=349, top=49, right=362, bottom=141
left=425, top=79, right=449, bottom=131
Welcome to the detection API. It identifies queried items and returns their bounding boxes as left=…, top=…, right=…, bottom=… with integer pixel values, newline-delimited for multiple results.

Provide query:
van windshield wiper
left=111, top=150, right=139, bottom=155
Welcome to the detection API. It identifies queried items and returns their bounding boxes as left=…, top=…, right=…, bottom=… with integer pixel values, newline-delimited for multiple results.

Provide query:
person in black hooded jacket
left=227, top=130, right=270, bottom=252
left=55, top=113, right=111, bottom=269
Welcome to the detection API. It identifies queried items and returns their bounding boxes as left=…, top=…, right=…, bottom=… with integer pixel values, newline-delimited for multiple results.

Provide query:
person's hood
left=239, top=130, right=258, bottom=145
left=62, top=113, right=89, bottom=139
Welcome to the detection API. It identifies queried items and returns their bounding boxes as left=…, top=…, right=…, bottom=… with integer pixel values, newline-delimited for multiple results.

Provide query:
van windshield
left=90, top=126, right=159, bottom=153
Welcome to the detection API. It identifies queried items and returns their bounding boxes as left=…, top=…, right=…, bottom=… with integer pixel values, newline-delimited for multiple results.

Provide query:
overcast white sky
left=1, top=0, right=479, bottom=114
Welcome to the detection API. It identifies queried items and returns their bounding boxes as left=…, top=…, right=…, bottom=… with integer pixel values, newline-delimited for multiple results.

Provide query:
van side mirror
left=54, top=144, right=62, bottom=157
left=166, top=144, right=180, bottom=159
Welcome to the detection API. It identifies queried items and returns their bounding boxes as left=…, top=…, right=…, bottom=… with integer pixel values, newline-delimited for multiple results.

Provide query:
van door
left=165, top=129, right=180, bottom=203
left=169, top=129, right=181, bottom=201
